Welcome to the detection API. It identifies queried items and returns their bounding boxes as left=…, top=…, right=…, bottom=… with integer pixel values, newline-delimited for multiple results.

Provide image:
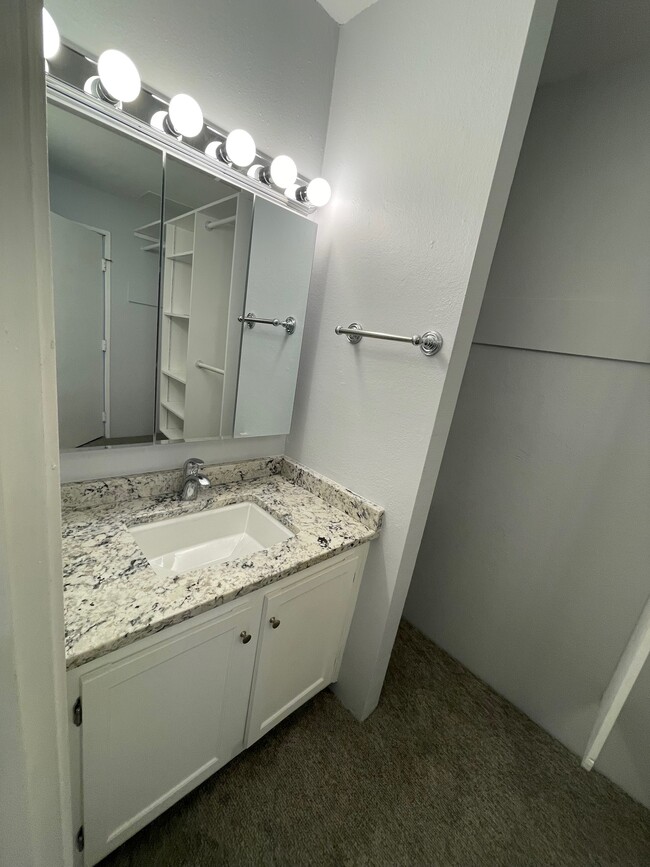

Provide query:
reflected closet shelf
left=161, top=368, right=187, bottom=385
left=160, top=400, right=185, bottom=421
left=166, top=251, right=193, bottom=264
left=160, top=425, right=184, bottom=442
left=134, top=220, right=160, bottom=242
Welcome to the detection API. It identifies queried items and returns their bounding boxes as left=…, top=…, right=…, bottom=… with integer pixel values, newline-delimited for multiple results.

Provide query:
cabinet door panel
left=81, top=601, right=259, bottom=865
left=245, top=556, right=359, bottom=747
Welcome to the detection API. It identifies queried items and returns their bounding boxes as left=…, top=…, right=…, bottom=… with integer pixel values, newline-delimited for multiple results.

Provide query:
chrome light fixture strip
left=46, top=76, right=313, bottom=218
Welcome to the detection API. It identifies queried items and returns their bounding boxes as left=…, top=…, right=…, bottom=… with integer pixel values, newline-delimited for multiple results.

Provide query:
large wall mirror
left=47, top=100, right=317, bottom=451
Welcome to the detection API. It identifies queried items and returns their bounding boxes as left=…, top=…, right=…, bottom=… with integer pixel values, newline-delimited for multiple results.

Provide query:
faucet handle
left=183, top=458, right=204, bottom=477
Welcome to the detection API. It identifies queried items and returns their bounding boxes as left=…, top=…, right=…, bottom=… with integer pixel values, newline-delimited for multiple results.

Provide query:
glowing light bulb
left=205, top=141, right=222, bottom=159
left=224, top=129, right=256, bottom=167
left=150, top=110, right=167, bottom=131
left=42, top=9, right=60, bottom=60
left=97, top=49, right=141, bottom=103
left=305, top=178, right=331, bottom=207
left=270, top=155, right=297, bottom=188
left=168, top=94, right=203, bottom=138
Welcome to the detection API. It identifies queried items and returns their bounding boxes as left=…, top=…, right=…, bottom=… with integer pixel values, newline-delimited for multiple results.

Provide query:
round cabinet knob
left=240, top=630, right=252, bottom=644
left=269, top=617, right=281, bottom=629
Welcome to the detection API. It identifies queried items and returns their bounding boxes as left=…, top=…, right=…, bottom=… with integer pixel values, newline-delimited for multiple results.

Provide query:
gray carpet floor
left=102, top=620, right=650, bottom=866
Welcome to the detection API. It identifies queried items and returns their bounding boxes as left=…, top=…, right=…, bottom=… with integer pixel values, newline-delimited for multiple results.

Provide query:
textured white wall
left=475, top=54, right=650, bottom=363
left=46, top=0, right=339, bottom=180
left=287, top=0, right=557, bottom=718
left=406, top=55, right=650, bottom=808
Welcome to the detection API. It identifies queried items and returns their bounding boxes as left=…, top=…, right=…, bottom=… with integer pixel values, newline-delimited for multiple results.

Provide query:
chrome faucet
left=180, top=458, right=211, bottom=501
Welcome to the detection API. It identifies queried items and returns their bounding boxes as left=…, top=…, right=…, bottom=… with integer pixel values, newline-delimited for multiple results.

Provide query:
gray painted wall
left=287, top=0, right=557, bottom=718
left=405, top=55, right=650, bottom=808
left=475, top=53, right=650, bottom=363
left=49, top=172, right=160, bottom=439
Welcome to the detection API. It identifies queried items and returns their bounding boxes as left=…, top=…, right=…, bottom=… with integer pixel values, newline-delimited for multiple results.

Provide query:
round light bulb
left=150, top=110, right=167, bottom=132
left=168, top=94, right=203, bottom=138
left=42, top=9, right=60, bottom=60
left=97, top=49, right=141, bottom=103
left=205, top=141, right=221, bottom=159
left=306, top=178, right=331, bottom=207
left=270, top=155, right=298, bottom=188
left=247, top=164, right=265, bottom=180
left=84, top=75, right=100, bottom=96
left=225, top=129, right=256, bottom=167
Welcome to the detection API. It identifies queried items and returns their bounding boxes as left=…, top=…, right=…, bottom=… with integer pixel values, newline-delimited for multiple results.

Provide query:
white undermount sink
left=129, top=501, right=294, bottom=578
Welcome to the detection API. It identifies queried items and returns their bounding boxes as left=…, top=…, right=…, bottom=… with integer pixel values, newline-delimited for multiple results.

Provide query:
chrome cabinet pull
left=269, top=617, right=281, bottom=629
left=238, top=312, right=296, bottom=335
left=240, top=631, right=252, bottom=644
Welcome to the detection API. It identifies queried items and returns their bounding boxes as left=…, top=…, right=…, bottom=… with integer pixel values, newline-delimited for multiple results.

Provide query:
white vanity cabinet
left=75, top=598, right=260, bottom=866
left=245, top=555, right=362, bottom=746
left=68, top=545, right=368, bottom=865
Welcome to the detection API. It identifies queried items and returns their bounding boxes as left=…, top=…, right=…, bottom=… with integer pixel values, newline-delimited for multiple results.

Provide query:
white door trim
left=101, top=230, right=112, bottom=439
left=0, top=1, right=72, bottom=861
left=68, top=220, right=112, bottom=440
left=582, top=594, right=650, bottom=770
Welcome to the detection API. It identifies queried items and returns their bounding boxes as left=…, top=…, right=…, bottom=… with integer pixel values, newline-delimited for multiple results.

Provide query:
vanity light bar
left=47, top=75, right=311, bottom=219
left=42, top=11, right=332, bottom=209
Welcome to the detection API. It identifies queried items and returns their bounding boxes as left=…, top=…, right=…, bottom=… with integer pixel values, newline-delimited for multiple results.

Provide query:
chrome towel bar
left=238, top=311, right=297, bottom=335
left=335, top=322, right=443, bottom=356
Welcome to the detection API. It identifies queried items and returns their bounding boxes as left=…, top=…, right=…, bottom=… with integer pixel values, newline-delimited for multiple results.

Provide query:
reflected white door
left=50, top=212, right=105, bottom=448
left=234, top=199, right=317, bottom=437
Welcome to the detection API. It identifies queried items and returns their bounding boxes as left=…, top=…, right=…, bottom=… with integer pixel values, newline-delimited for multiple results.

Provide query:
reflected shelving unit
left=156, top=192, right=252, bottom=442
left=134, top=219, right=161, bottom=255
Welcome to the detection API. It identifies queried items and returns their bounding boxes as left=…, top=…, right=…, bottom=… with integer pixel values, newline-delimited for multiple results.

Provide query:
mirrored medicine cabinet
left=47, top=99, right=317, bottom=451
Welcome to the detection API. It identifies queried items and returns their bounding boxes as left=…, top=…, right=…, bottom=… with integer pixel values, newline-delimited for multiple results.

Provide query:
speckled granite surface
left=60, top=456, right=284, bottom=511
left=62, top=458, right=382, bottom=670
left=280, top=459, right=383, bottom=532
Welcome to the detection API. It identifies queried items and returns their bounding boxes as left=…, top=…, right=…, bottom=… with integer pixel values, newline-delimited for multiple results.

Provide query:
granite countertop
left=62, top=457, right=383, bottom=670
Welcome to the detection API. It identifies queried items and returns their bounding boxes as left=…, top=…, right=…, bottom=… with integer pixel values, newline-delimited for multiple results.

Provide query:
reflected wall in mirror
left=48, top=103, right=162, bottom=448
left=47, top=97, right=318, bottom=453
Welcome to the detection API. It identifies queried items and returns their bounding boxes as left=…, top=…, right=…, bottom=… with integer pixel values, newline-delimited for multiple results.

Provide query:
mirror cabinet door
left=48, top=103, right=163, bottom=449
left=234, top=199, right=317, bottom=438
left=47, top=101, right=318, bottom=452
